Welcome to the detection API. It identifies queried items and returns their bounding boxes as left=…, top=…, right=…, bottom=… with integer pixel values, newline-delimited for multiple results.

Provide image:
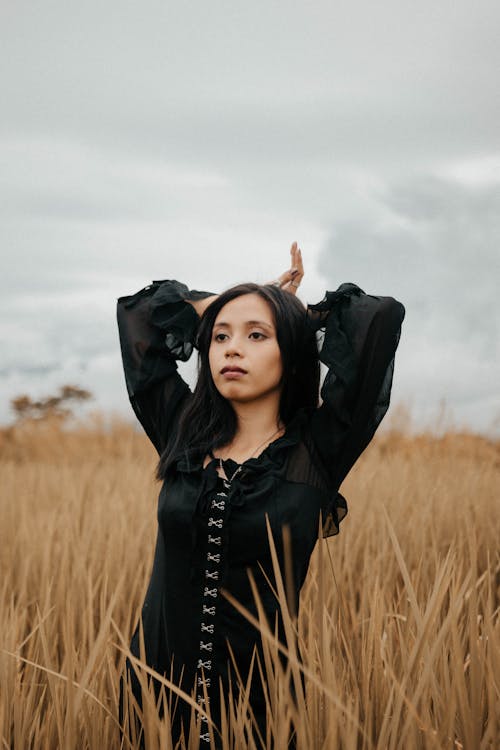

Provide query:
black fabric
left=116, top=279, right=405, bottom=745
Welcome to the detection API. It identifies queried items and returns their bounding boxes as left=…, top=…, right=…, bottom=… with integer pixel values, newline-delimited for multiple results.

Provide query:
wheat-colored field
left=0, top=412, right=498, bottom=749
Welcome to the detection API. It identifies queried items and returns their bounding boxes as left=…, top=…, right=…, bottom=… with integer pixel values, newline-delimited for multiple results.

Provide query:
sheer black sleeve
left=308, top=283, right=405, bottom=493
left=116, top=279, right=214, bottom=454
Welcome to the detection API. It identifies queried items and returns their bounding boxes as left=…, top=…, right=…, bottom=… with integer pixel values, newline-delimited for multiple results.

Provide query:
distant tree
left=10, top=385, right=93, bottom=423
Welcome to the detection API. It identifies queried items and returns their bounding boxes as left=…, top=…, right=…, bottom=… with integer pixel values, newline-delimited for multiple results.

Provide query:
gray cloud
left=2, top=1, right=500, bottom=168
left=318, top=173, right=500, bottom=431
left=1, top=1, right=499, bottom=432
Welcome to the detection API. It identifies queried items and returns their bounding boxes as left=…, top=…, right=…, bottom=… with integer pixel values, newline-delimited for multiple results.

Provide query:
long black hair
left=156, top=283, right=320, bottom=480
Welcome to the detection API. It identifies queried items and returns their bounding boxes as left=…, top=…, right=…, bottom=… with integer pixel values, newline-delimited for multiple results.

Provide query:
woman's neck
left=222, top=395, right=284, bottom=460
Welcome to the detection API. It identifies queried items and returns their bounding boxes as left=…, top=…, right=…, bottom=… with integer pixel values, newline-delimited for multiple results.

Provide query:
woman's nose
left=224, top=337, right=243, bottom=357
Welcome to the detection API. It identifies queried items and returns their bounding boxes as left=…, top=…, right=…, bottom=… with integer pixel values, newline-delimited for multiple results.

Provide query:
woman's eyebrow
left=213, top=320, right=274, bottom=330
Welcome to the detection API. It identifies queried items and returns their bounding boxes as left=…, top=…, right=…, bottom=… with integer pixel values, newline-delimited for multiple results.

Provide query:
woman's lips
left=221, top=367, right=247, bottom=379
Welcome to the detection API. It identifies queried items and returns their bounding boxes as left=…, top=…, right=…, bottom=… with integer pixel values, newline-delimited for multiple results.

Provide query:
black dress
left=116, top=279, right=405, bottom=746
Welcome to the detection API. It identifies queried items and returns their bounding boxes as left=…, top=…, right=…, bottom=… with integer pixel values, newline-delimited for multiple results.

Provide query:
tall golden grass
left=0, top=409, right=498, bottom=749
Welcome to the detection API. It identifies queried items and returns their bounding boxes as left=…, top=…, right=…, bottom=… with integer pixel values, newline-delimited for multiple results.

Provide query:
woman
left=117, top=243, right=405, bottom=747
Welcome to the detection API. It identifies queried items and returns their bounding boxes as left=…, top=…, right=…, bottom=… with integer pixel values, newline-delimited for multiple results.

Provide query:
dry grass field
left=0, top=410, right=498, bottom=749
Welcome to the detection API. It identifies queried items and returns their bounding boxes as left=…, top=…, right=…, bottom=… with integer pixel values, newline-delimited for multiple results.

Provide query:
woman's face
left=208, top=293, right=283, bottom=405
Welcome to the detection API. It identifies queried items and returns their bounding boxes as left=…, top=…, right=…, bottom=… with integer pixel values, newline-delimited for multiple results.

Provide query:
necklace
left=217, top=425, right=284, bottom=484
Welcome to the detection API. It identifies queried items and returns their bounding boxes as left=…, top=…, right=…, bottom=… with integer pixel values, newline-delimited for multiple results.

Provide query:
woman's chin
left=216, top=384, right=282, bottom=406
left=217, top=383, right=248, bottom=400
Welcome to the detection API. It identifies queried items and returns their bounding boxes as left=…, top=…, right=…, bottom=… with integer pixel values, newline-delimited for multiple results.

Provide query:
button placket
left=196, top=480, right=230, bottom=743
left=197, top=658, right=212, bottom=670
left=208, top=517, right=223, bottom=528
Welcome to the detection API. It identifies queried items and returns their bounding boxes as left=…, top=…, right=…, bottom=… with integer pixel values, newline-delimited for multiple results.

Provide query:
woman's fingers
left=292, top=243, right=304, bottom=275
left=267, top=242, right=305, bottom=295
left=279, top=242, right=304, bottom=294
left=289, top=242, right=304, bottom=282
left=290, top=242, right=298, bottom=274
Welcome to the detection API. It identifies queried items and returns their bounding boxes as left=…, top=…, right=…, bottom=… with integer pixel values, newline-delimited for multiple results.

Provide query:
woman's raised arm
left=307, top=283, right=405, bottom=491
left=185, top=294, right=219, bottom=317
left=116, top=279, right=214, bottom=454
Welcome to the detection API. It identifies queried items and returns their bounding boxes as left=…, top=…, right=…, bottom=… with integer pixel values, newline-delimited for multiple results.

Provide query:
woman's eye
left=213, top=331, right=266, bottom=342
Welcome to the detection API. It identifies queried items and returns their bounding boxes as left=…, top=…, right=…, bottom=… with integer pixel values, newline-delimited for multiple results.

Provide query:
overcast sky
left=1, top=1, right=499, bottom=434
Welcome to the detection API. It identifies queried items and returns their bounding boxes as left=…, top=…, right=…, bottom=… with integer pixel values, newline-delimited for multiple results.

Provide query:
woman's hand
left=269, top=242, right=305, bottom=295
